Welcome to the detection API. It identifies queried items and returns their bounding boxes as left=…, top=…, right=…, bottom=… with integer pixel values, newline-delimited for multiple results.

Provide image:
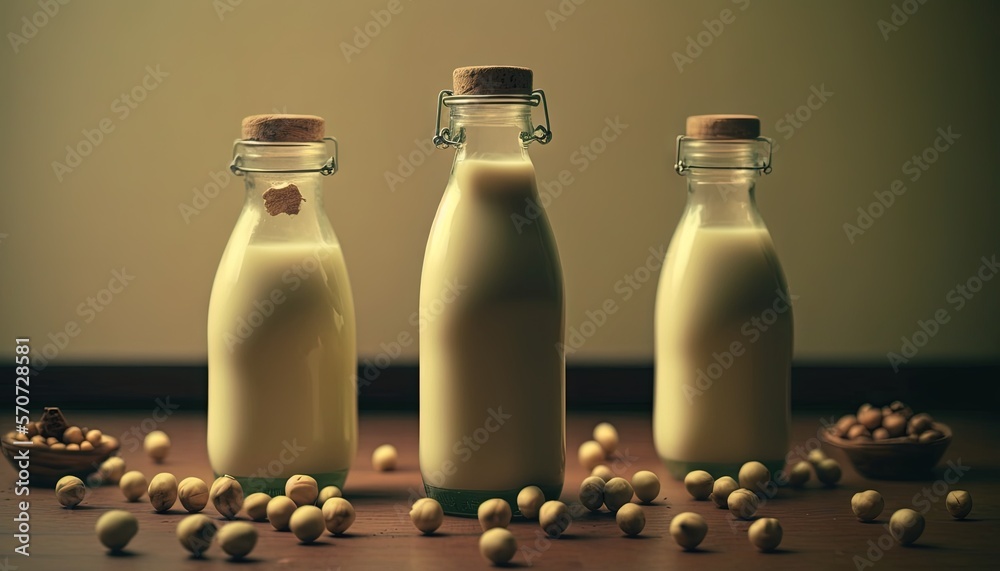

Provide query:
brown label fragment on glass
left=262, top=183, right=306, bottom=216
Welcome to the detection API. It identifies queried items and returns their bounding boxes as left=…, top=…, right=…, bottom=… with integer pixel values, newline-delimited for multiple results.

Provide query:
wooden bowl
left=1, top=433, right=120, bottom=485
left=820, top=422, right=951, bottom=480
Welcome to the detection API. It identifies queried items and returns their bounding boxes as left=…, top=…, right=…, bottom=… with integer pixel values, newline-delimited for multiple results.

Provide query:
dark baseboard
left=5, top=362, right=998, bottom=412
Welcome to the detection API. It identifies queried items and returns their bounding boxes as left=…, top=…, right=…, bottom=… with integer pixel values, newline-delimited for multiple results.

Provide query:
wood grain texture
left=241, top=114, right=324, bottom=142
left=1, top=411, right=997, bottom=570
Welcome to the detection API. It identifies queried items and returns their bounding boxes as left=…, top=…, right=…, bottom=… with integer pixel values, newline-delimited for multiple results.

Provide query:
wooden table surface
left=1, top=410, right=997, bottom=570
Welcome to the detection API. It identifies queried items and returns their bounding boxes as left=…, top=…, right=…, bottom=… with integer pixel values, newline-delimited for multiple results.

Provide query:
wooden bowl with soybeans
left=1, top=407, right=120, bottom=484
left=821, top=401, right=951, bottom=480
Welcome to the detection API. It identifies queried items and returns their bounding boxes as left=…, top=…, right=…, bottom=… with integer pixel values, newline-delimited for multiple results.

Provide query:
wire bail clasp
left=230, top=137, right=339, bottom=176
left=674, top=135, right=774, bottom=176
left=432, top=90, right=553, bottom=149
left=432, top=90, right=460, bottom=149
left=521, top=90, right=553, bottom=145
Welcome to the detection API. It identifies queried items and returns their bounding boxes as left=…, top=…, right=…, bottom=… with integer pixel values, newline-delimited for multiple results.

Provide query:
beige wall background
left=1, top=0, right=997, bottom=366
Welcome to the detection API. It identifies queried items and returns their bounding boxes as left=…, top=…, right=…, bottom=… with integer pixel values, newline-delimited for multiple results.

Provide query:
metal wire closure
left=230, top=137, right=339, bottom=176
left=432, top=90, right=553, bottom=149
left=674, top=136, right=773, bottom=175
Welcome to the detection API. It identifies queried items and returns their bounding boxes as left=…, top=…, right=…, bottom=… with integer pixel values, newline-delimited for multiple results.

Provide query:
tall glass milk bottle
left=654, top=115, right=793, bottom=480
left=208, top=114, right=357, bottom=495
left=420, top=66, right=564, bottom=515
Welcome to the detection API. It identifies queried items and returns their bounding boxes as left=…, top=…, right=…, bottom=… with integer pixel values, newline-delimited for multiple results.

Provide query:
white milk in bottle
left=208, top=115, right=357, bottom=495
left=419, top=67, right=565, bottom=515
left=654, top=115, right=793, bottom=480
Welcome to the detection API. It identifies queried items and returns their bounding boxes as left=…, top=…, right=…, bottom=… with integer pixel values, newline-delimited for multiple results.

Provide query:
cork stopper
left=241, top=114, right=325, bottom=142
left=686, top=115, right=760, bottom=139
left=453, top=66, right=533, bottom=95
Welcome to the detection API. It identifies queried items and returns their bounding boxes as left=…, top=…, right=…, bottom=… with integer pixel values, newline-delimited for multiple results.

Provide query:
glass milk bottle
left=654, top=115, right=793, bottom=480
left=208, top=114, right=357, bottom=495
left=420, top=66, right=564, bottom=515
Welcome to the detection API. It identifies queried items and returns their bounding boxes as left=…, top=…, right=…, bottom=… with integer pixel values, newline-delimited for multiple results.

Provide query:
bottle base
left=661, top=458, right=786, bottom=482
left=424, top=482, right=564, bottom=517
left=215, top=469, right=349, bottom=497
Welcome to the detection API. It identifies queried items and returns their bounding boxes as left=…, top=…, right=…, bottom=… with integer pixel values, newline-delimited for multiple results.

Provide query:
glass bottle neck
left=677, top=138, right=769, bottom=227
left=683, top=169, right=762, bottom=226
left=234, top=141, right=334, bottom=243
left=449, top=103, right=534, bottom=161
